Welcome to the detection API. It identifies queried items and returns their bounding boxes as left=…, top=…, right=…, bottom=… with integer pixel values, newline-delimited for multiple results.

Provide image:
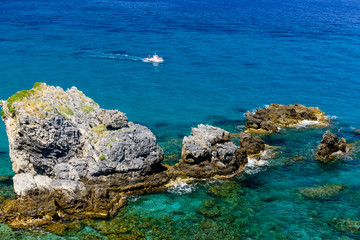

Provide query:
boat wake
left=79, top=50, right=145, bottom=62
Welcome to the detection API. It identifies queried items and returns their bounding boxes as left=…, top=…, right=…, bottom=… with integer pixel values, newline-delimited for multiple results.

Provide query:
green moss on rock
left=82, top=106, right=95, bottom=114
left=91, top=124, right=107, bottom=135
left=6, top=89, right=36, bottom=114
left=33, top=82, right=45, bottom=90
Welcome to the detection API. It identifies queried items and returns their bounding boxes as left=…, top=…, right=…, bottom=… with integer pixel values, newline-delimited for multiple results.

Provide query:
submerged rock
left=173, top=124, right=247, bottom=179
left=298, top=184, right=347, bottom=200
left=0, top=83, right=168, bottom=228
left=328, top=218, right=360, bottom=234
left=316, top=131, right=348, bottom=161
left=245, top=104, right=329, bottom=133
left=355, top=129, right=360, bottom=135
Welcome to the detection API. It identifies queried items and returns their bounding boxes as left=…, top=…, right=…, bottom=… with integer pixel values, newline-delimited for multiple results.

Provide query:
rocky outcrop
left=173, top=124, right=247, bottom=178
left=245, top=104, right=329, bottom=133
left=0, top=83, right=252, bottom=230
left=239, top=132, right=265, bottom=156
left=316, top=131, right=348, bottom=161
left=0, top=83, right=169, bottom=228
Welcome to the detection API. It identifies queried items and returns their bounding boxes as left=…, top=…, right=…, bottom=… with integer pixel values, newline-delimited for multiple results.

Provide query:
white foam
left=295, top=120, right=320, bottom=128
left=326, top=115, right=339, bottom=120
left=244, top=157, right=269, bottom=175
left=167, top=180, right=196, bottom=195
left=249, top=104, right=270, bottom=115
left=244, top=149, right=273, bottom=175
left=125, top=195, right=140, bottom=202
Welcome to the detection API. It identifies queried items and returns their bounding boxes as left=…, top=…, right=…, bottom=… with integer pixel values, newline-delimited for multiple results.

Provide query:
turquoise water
left=0, top=0, right=360, bottom=238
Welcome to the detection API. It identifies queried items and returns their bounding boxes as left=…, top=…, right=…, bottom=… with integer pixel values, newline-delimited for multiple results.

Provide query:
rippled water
left=0, top=0, right=360, bottom=239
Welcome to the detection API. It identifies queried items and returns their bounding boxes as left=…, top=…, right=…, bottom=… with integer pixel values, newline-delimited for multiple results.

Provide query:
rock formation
left=316, top=131, right=348, bottom=161
left=239, top=132, right=265, bottom=156
left=0, top=84, right=252, bottom=230
left=245, top=104, right=329, bottom=133
left=355, top=129, right=360, bottom=135
left=173, top=124, right=247, bottom=178
left=0, top=83, right=169, bottom=228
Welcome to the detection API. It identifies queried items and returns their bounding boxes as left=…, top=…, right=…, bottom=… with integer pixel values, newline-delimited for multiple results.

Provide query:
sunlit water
left=0, top=0, right=360, bottom=239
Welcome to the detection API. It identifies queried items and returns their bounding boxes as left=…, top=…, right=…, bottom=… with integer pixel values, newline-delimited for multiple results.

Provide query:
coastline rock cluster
left=0, top=83, right=345, bottom=232
left=316, top=131, right=348, bottom=161
left=0, top=83, right=254, bottom=229
left=245, top=104, right=329, bottom=133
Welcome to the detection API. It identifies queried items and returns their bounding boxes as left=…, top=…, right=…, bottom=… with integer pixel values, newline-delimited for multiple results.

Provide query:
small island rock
left=245, top=104, right=329, bottom=133
left=316, top=131, right=348, bottom=161
left=173, top=124, right=247, bottom=178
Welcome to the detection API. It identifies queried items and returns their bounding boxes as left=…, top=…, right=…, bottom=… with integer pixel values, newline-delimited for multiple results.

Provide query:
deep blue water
left=0, top=0, right=360, bottom=239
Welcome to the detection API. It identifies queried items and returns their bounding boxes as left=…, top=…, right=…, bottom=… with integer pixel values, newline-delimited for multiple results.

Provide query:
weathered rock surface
left=316, top=131, right=348, bottom=161
left=173, top=124, right=247, bottom=178
left=0, top=83, right=168, bottom=228
left=245, top=104, right=329, bottom=133
left=239, top=132, right=265, bottom=156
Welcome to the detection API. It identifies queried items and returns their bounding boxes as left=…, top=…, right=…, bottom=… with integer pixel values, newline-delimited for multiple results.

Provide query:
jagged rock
left=316, top=131, right=348, bottom=161
left=0, top=83, right=168, bottom=227
left=173, top=124, right=247, bottom=178
left=245, top=104, right=329, bottom=133
left=239, top=132, right=265, bottom=155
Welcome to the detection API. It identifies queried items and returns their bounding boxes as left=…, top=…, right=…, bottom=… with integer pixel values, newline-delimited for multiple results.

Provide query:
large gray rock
left=175, top=124, right=247, bottom=178
left=0, top=83, right=166, bottom=224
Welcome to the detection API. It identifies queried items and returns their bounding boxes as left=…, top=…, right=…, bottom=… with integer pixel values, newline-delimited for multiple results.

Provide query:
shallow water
left=0, top=0, right=360, bottom=239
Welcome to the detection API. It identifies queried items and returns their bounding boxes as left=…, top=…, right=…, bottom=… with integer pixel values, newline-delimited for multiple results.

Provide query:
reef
left=298, top=184, right=347, bottom=200
left=0, top=83, right=250, bottom=230
left=245, top=104, right=329, bottom=133
left=316, top=131, right=348, bottom=161
left=328, top=218, right=360, bottom=234
left=172, top=124, right=247, bottom=179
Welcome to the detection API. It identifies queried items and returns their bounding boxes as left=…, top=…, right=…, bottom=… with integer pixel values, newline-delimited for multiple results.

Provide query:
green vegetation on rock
left=82, top=106, right=95, bottom=114
left=99, top=155, right=106, bottom=161
left=56, top=105, right=74, bottom=118
left=91, top=124, right=107, bottom=135
left=0, top=110, right=5, bottom=118
left=4, top=83, right=45, bottom=116
left=6, top=89, right=36, bottom=114
left=33, top=82, right=45, bottom=90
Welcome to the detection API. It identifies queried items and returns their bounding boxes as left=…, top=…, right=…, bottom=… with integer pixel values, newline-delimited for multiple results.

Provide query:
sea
left=0, top=0, right=360, bottom=239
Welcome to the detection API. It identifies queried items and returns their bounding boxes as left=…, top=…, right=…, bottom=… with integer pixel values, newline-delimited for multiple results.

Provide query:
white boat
left=144, top=54, right=164, bottom=63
